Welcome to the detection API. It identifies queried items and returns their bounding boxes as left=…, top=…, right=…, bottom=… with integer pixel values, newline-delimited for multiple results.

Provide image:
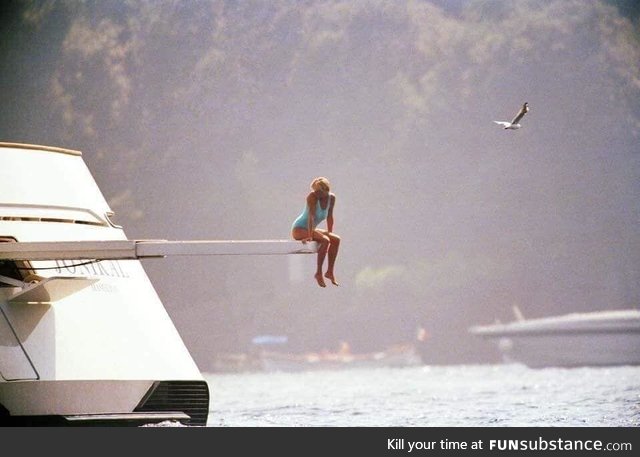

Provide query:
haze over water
left=1, top=1, right=638, bottom=368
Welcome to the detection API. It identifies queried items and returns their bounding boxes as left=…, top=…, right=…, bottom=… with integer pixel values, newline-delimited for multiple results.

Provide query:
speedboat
left=469, top=308, right=640, bottom=368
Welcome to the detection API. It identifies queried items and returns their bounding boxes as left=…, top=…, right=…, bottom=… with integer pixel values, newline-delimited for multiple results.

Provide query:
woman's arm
left=306, top=192, right=316, bottom=240
left=327, top=194, right=335, bottom=233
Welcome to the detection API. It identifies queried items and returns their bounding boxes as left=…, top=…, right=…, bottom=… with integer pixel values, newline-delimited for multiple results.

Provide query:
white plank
left=0, top=240, right=136, bottom=260
left=0, top=239, right=318, bottom=260
left=135, top=240, right=318, bottom=257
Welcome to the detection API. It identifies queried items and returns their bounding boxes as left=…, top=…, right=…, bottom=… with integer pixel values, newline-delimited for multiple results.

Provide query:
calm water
left=204, top=364, right=640, bottom=427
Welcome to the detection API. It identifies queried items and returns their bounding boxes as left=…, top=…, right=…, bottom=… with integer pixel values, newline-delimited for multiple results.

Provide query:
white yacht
left=469, top=308, right=640, bottom=368
left=0, top=142, right=316, bottom=425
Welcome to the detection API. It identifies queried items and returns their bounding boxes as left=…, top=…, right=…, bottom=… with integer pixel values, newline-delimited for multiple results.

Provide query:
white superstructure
left=0, top=142, right=316, bottom=425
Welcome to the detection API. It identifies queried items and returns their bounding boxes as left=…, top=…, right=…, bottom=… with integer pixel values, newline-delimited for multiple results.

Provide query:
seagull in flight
left=493, top=102, right=529, bottom=130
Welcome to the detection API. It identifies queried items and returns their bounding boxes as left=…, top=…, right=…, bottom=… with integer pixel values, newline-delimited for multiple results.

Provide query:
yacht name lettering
left=55, top=259, right=129, bottom=278
left=91, top=282, right=118, bottom=293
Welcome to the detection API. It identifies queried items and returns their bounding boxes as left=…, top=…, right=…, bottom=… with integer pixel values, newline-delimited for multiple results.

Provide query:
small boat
left=469, top=308, right=640, bottom=368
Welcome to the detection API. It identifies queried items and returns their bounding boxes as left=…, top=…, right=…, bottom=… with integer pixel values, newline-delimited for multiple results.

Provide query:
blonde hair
left=310, top=177, right=330, bottom=192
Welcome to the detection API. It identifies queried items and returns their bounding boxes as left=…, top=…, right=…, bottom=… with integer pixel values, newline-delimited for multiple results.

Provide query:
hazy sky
left=1, top=0, right=639, bottom=366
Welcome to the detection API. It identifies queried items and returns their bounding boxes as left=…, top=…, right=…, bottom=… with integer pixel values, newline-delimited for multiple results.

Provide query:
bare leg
left=314, top=230, right=339, bottom=286
left=324, top=233, right=340, bottom=286
left=313, top=233, right=330, bottom=287
left=292, top=227, right=328, bottom=287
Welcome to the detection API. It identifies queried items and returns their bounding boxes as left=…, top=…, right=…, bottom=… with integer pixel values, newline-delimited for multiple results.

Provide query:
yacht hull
left=0, top=143, right=209, bottom=426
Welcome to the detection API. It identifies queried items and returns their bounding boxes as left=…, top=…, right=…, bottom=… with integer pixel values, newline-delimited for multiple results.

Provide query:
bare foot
left=325, top=272, right=339, bottom=286
left=314, top=272, right=326, bottom=287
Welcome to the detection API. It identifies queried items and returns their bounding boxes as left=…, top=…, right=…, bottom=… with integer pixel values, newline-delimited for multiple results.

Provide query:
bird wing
left=511, top=103, right=529, bottom=124
left=493, top=121, right=511, bottom=127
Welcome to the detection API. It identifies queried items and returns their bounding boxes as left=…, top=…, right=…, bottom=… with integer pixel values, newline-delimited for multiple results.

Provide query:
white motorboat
left=469, top=308, right=640, bottom=368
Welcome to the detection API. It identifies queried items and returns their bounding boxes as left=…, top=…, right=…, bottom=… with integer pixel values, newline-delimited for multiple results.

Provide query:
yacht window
left=0, top=260, right=23, bottom=287
left=0, top=238, right=31, bottom=287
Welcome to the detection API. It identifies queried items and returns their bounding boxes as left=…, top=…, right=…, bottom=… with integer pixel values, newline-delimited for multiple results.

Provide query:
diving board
left=0, top=239, right=318, bottom=261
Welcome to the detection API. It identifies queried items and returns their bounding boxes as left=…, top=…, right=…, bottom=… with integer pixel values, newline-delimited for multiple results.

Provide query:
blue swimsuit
left=292, top=195, right=331, bottom=231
